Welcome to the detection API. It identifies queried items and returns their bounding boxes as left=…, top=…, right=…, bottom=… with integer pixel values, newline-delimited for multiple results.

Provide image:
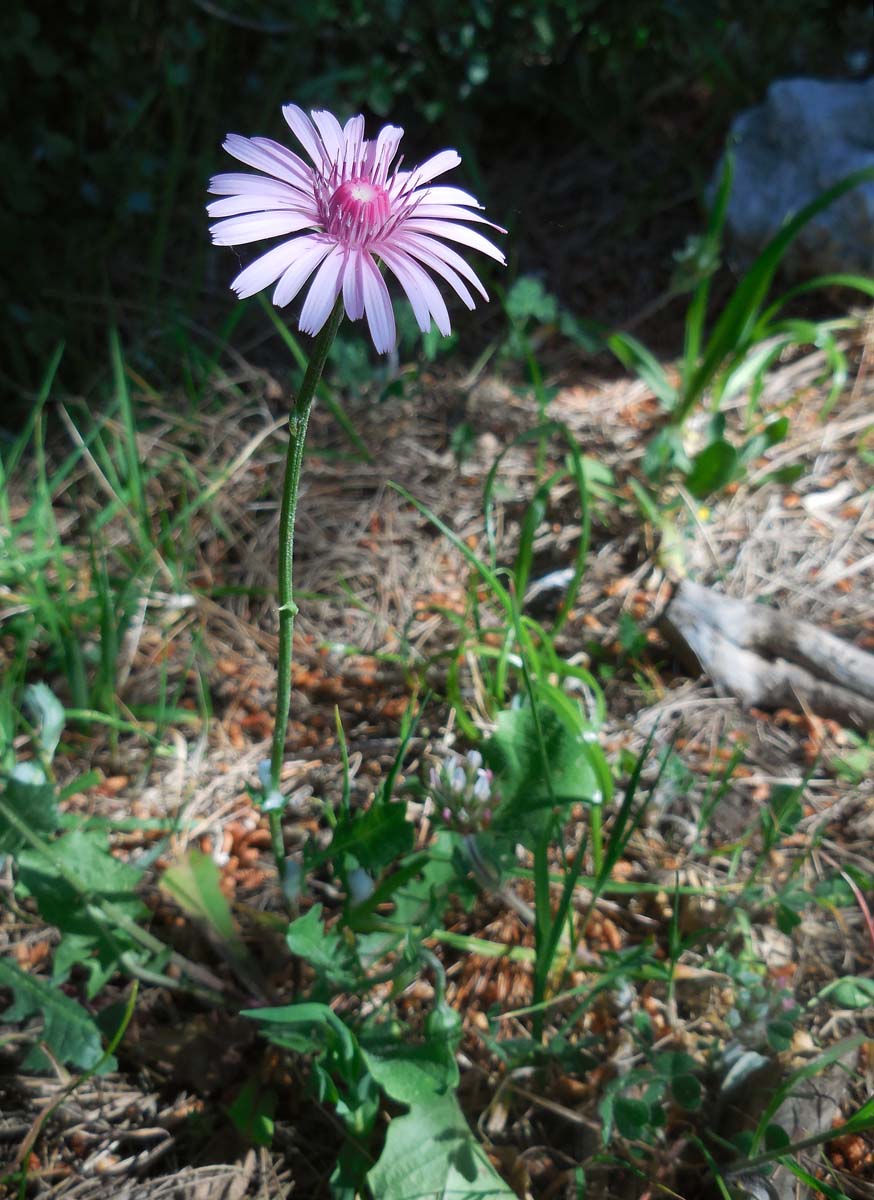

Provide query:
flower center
left=327, top=177, right=391, bottom=242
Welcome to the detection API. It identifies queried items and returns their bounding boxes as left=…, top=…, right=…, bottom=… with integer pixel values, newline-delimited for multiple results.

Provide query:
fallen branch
left=659, top=580, right=874, bottom=731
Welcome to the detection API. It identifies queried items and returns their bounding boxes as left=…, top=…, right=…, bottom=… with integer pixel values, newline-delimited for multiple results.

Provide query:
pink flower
left=208, top=105, right=505, bottom=353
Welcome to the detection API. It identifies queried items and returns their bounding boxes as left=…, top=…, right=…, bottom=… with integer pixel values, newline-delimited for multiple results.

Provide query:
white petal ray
left=230, top=239, right=309, bottom=299
left=379, top=247, right=451, bottom=335
left=361, top=255, right=396, bottom=353
left=311, top=110, right=345, bottom=164
left=342, top=115, right=365, bottom=175
left=250, top=137, right=313, bottom=187
left=282, top=104, right=327, bottom=169
left=409, top=204, right=500, bottom=227
left=389, top=237, right=476, bottom=308
left=342, top=249, right=365, bottom=319
left=223, top=134, right=312, bottom=189
left=273, top=237, right=333, bottom=307
left=299, top=246, right=346, bottom=335
left=412, top=185, right=483, bottom=208
left=208, top=172, right=311, bottom=200
left=370, top=124, right=404, bottom=185
left=210, top=211, right=317, bottom=246
left=395, top=231, right=489, bottom=299
left=207, top=193, right=316, bottom=218
left=402, top=219, right=506, bottom=263
left=407, top=149, right=461, bottom=187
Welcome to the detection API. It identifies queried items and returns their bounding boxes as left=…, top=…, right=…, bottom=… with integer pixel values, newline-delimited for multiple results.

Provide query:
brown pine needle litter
left=3, top=318, right=874, bottom=1198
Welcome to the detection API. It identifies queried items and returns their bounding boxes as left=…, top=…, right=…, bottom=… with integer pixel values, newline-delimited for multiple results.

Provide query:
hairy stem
left=268, top=297, right=345, bottom=876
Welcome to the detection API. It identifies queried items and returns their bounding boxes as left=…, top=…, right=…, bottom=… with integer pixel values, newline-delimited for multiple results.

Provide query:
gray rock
left=722, top=77, right=874, bottom=277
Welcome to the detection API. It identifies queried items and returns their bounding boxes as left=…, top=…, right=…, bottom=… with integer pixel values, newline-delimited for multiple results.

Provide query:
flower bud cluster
left=429, top=749, right=497, bottom=834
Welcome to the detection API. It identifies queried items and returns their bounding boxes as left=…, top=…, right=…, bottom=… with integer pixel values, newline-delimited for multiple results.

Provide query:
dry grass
left=3, top=319, right=874, bottom=1197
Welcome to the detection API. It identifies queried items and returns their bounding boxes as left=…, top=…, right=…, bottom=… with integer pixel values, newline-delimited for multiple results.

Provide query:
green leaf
left=0, top=955, right=108, bottom=1070
left=671, top=1074, right=703, bottom=1111
left=160, top=848, right=242, bottom=952
left=685, top=439, right=738, bottom=498
left=286, top=905, right=360, bottom=992
left=485, top=702, right=600, bottom=844
left=614, top=1096, right=651, bottom=1138
left=654, top=1051, right=698, bottom=1079
left=367, top=1089, right=514, bottom=1199
left=0, top=763, right=59, bottom=854
left=505, top=276, right=558, bottom=326
left=818, top=976, right=874, bottom=1008
left=764, top=1123, right=790, bottom=1151
left=226, top=1077, right=276, bottom=1147
left=243, top=1002, right=359, bottom=1072
left=684, top=166, right=874, bottom=415
left=607, top=332, right=677, bottom=410
left=341, top=802, right=414, bottom=875
left=642, top=426, right=690, bottom=481
left=23, top=683, right=65, bottom=761
left=17, top=828, right=148, bottom=997
left=363, top=1034, right=459, bottom=1101
left=766, top=1018, right=795, bottom=1052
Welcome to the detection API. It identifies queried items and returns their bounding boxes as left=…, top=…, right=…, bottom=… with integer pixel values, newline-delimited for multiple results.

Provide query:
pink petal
left=410, top=204, right=499, bottom=226
left=282, top=104, right=327, bottom=169
left=368, top=124, right=404, bottom=185
left=230, top=239, right=310, bottom=299
left=413, top=185, right=483, bottom=208
left=210, top=211, right=316, bottom=246
left=343, top=115, right=365, bottom=174
left=392, top=239, right=476, bottom=308
left=273, top=237, right=333, bottom=307
left=408, top=149, right=461, bottom=186
left=250, top=137, right=313, bottom=188
left=402, top=218, right=506, bottom=264
left=222, top=135, right=311, bottom=189
left=395, top=232, right=489, bottom=300
left=208, top=172, right=310, bottom=200
left=361, top=255, right=396, bottom=353
left=310, top=109, right=345, bottom=163
left=379, top=247, right=450, bottom=336
left=376, top=249, right=429, bottom=333
left=207, top=192, right=316, bottom=218
left=299, top=246, right=346, bottom=335
left=342, top=249, right=365, bottom=320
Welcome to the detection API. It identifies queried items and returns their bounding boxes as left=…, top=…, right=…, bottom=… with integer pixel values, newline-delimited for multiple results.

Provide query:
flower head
left=208, top=105, right=505, bottom=353
left=429, top=748, right=498, bottom=834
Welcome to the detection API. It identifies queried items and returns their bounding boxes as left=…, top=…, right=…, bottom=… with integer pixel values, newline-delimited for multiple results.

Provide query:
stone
left=721, top=76, right=874, bottom=277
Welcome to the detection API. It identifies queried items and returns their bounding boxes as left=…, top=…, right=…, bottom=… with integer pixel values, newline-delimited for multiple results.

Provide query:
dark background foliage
left=2, top=0, right=870, bottom=404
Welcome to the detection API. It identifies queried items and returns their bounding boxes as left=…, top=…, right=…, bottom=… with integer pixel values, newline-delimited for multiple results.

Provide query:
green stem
left=268, top=297, right=345, bottom=876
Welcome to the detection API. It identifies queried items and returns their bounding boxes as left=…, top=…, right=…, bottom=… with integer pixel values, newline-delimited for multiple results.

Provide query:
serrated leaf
left=0, top=763, right=58, bottom=854
left=0, top=956, right=108, bottom=1070
left=286, top=905, right=360, bottom=992
left=16, top=828, right=149, bottom=998
left=23, top=683, right=65, bottom=761
left=305, top=801, right=414, bottom=878
left=484, top=702, right=600, bottom=844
